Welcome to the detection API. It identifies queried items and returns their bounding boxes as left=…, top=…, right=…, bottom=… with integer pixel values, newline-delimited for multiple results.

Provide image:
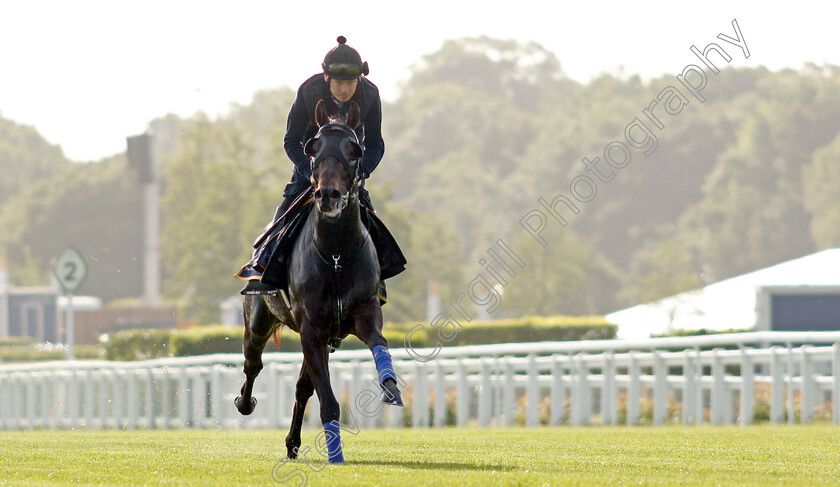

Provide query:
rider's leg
left=240, top=194, right=298, bottom=295
left=359, top=189, right=388, bottom=306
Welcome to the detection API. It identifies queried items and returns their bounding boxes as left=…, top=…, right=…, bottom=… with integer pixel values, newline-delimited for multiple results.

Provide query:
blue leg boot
left=372, top=345, right=403, bottom=406
left=322, top=421, right=345, bottom=464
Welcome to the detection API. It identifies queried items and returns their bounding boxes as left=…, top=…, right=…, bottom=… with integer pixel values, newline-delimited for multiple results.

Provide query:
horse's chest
left=291, top=266, right=374, bottom=321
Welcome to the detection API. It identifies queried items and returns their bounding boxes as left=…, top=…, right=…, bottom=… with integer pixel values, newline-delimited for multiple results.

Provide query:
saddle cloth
left=236, top=193, right=407, bottom=291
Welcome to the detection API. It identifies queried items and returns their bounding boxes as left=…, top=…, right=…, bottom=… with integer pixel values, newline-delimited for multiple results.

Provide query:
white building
left=607, top=248, right=840, bottom=340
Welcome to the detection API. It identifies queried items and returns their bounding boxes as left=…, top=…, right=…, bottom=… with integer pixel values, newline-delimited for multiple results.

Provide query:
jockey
left=238, top=36, right=400, bottom=298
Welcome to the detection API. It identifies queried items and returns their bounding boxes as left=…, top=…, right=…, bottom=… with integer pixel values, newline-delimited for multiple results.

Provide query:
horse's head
left=305, top=99, right=363, bottom=219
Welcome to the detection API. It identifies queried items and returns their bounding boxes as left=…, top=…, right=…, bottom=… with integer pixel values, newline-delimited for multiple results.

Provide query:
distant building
left=220, top=296, right=245, bottom=327
left=1, top=265, right=176, bottom=345
left=0, top=268, right=59, bottom=343
left=607, top=249, right=840, bottom=340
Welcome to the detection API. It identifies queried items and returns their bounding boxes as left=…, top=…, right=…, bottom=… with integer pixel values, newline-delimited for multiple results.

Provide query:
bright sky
left=1, top=1, right=838, bottom=162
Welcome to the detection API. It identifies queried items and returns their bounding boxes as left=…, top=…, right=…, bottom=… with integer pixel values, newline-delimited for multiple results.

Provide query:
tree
left=501, top=225, right=620, bottom=317
left=0, top=156, right=144, bottom=296
left=402, top=36, right=568, bottom=112
left=0, top=115, right=70, bottom=206
left=621, top=237, right=703, bottom=306
left=369, top=180, right=463, bottom=324
left=161, top=116, right=269, bottom=323
left=803, top=131, right=840, bottom=249
left=677, top=68, right=840, bottom=280
left=157, top=88, right=295, bottom=323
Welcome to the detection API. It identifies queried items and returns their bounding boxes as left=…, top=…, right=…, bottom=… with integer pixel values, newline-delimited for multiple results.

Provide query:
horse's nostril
left=315, top=188, right=343, bottom=202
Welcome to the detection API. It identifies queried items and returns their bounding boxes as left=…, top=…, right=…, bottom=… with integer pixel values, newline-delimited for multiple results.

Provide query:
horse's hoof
left=235, top=395, right=257, bottom=415
left=381, top=379, right=404, bottom=407
left=287, top=446, right=299, bottom=459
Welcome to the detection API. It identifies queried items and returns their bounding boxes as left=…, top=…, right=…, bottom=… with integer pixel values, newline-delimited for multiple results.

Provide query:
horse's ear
left=315, top=99, right=329, bottom=127
left=346, top=101, right=361, bottom=129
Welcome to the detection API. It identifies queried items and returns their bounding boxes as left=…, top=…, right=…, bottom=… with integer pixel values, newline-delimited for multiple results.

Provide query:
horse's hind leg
left=235, top=296, right=276, bottom=415
left=285, top=362, right=314, bottom=459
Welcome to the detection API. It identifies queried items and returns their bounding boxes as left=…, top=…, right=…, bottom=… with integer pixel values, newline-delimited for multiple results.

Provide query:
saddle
left=259, top=194, right=407, bottom=291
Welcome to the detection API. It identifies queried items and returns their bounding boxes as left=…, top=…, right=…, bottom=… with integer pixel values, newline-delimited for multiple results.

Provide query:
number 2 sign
left=53, top=246, right=88, bottom=294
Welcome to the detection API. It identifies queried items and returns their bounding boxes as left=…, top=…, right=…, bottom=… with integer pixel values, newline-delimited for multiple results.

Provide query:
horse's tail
left=272, top=323, right=286, bottom=348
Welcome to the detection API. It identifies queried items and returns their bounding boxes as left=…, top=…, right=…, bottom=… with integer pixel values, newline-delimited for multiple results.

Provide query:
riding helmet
left=322, top=36, right=369, bottom=80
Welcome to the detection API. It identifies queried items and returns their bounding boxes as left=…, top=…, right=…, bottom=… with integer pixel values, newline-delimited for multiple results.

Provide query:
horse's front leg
left=285, top=362, right=313, bottom=459
left=235, top=296, right=276, bottom=415
left=353, top=300, right=403, bottom=406
left=300, top=320, right=345, bottom=463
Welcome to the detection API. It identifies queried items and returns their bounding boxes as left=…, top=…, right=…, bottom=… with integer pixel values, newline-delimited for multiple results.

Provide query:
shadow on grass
left=346, top=459, right=516, bottom=471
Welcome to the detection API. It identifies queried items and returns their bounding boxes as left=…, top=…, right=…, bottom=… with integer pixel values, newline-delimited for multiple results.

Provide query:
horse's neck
left=313, top=198, right=364, bottom=255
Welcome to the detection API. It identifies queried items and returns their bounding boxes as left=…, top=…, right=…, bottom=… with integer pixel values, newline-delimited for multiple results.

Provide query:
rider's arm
left=284, top=86, right=312, bottom=171
left=360, top=88, right=385, bottom=178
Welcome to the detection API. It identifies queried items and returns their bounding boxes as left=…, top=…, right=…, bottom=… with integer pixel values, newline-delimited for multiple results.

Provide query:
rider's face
left=326, top=76, right=359, bottom=103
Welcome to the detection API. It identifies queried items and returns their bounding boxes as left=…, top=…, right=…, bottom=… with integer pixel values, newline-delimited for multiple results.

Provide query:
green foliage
left=0, top=155, right=144, bottom=296
left=0, top=343, right=100, bottom=363
left=446, top=315, right=616, bottom=345
left=0, top=347, right=63, bottom=363
left=159, top=89, right=295, bottom=323
left=99, top=323, right=414, bottom=360
left=0, top=116, right=70, bottom=207
left=803, top=131, right=840, bottom=248
left=0, top=336, right=35, bottom=347
left=169, top=325, right=243, bottom=356
left=402, top=36, right=568, bottom=111
left=677, top=67, right=840, bottom=280
left=371, top=181, right=464, bottom=324
left=502, top=226, right=621, bottom=316
left=102, top=328, right=172, bottom=361
left=4, top=39, right=840, bottom=328
left=651, top=327, right=751, bottom=338
left=400, top=315, right=615, bottom=347
left=621, top=237, right=704, bottom=306
left=96, top=314, right=609, bottom=361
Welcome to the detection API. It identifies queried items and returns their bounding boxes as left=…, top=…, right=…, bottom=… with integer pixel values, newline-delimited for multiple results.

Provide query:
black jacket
left=283, top=74, right=385, bottom=197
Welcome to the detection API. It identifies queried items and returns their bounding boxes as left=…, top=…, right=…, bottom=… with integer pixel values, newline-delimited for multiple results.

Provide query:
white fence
left=2, top=331, right=840, bottom=430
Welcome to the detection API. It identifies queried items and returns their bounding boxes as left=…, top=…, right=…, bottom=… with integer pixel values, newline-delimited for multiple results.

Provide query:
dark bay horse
left=235, top=100, right=402, bottom=464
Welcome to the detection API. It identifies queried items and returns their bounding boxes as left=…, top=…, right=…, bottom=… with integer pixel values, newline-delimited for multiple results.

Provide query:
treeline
left=1, top=38, right=839, bottom=325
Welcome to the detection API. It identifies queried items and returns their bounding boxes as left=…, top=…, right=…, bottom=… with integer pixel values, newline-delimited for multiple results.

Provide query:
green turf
left=1, top=425, right=839, bottom=486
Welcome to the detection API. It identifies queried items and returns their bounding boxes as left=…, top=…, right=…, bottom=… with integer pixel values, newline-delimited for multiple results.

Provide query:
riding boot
left=240, top=195, right=298, bottom=295
left=359, top=190, right=395, bottom=306
left=378, top=280, right=387, bottom=306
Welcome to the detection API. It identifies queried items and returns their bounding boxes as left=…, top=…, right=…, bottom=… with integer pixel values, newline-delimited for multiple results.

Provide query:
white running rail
left=2, top=331, right=840, bottom=430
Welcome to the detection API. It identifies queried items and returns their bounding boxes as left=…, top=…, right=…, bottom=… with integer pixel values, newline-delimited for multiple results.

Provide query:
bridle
left=304, top=120, right=368, bottom=352
left=306, top=120, right=364, bottom=213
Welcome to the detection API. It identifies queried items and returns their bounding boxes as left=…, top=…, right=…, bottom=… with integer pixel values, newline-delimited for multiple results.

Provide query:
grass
left=2, top=425, right=840, bottom=486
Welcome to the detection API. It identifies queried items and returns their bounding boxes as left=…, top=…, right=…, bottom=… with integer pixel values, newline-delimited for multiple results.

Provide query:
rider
left=238, top=36, right=390, bottom=297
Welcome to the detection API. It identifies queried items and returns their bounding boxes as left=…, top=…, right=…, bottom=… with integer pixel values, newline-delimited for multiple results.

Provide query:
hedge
left=394, top=315, right=616, bottom=347
left=167, top=326, right=414, bottom=356
left=0, top=337, right=37, bottom=347
left=0, top=344, right=101, bottom=363
left=651, top=327, right=751, bottom=338
left=102, top=329, right=171, bottom=361
left=98, top=315, right=613, bottom=360
left=101, top=325, right=414, bottom=360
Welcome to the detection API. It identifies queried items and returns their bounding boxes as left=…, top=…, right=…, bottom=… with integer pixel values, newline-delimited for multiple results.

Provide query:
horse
left=234, top=99, right=403, bottom=464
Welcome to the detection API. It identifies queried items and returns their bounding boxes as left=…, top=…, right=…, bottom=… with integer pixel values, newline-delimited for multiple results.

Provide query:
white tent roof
left=607, top=248, right=840, bottom=340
